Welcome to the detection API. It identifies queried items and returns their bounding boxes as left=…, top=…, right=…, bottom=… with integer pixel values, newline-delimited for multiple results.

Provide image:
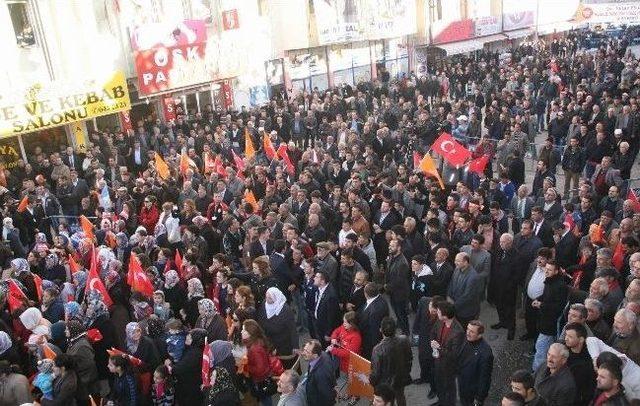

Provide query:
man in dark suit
left=128, top=140, right=148, bottom=174
left=269, top=239, right=292, bottom=299
left=265, top=211, right=284, bottom=240
left=358, top=282, right=390, bottom=360
left=312, top=271, right=340, bottom=348
left=551, top=221, right=578, bottom=270
left=62, top=146, right=83, bottom=174
left=372, top=199, right=401, bottom=265
left=386, top=239, right=411, bottom=335
left=428, top=247, right=454, bottom=297
left=249, top=226, right=274, bottom=260
left=492, top=233, right=521, bottom=340
left=531, top=207, right=555, bottom=248
left=18, top=195, right=41, bottom=247
left=430, top=301, right=465, bottom=406
left=370, top=317, right=412, bottom=406
left=302, top=339, right=338, bottom=406
left=510, top=185, right=534, bottom=234
left=346, top=270, right=367, bottom=312
left=70, top=169, right=90, bottom=201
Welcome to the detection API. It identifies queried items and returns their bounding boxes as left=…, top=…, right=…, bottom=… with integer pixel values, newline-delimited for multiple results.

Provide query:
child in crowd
left=165, top=318, right=186, bottom=362
left=151, top=365, right=175, bottom=406
left=33, top=358, right=55, bottom=400
left=153, top=290, right=172, bottom=321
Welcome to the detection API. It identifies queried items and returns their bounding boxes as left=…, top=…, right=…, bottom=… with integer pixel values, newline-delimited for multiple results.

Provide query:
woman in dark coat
left=0, top=331, right=20, bottom=365
left=125, top=322, right=161, bottom=401
left=181, top=278, right=205, bottom=328
left=204, top=366, right=240, bottom=406
left=172, top=328, right=207, bottom=405
left=162, top=269, right=186, bottom=316
left=145, top=316, right=169, bottom=362
left=195, top=298, right=229, bottom=342
left=84, top=292, right=117, bottom=381
left=256, top=287, right=298, bottom=357
left=41, top=354, right=80, bottom=406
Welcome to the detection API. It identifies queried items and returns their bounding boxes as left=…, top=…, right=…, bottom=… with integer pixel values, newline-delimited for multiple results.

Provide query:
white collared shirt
left=314, top=284, right=328, bottom=318
left=364, top=294, right=380, bottom=310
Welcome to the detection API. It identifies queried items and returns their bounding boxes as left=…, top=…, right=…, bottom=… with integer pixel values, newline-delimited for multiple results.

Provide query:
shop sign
left=576, top=1, right=640, bottom=24
left=432, top=19, right=475, bottom=44
left=162, top=97, right=176, bottom=123
left=0, top=70, right=131, bottom=138
left=474, top=15, right=502, bottom=37
left=313, top=0, right=417, bottom=45
left=119, top=110, right=134, bottom=134
left=132, top=20, right=209, bottom=96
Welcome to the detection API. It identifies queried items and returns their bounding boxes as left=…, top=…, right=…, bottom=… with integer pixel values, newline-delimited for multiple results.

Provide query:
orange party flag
left=42, top=343, right=57, bottom=360
left=347, top=351, right=374, bottom=398
left=80, top=215, right=95, bottom=240
left=263, top=133, right=277, bottom=160
left=155, top=152, right=170, bottom=179
left=68, top=254, right=81, bottom=275
left=244, top=128, right=255, bottom=159
left=174, top=250, right=183, bottom=279
left=17, top=195, right=29, bottom=212
left=33, top=273, right=43, bottom=302
left=244, top=190, right=259, bottom=212
left=419, top=153, right=445, bottom=189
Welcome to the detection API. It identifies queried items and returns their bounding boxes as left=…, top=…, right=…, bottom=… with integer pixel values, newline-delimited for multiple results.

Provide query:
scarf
left=187, top=278, right=204, bottom=300
left=208, top=367, right=236, bottom=399
left=66, top=320, right=87, bottom=345
left=126, top=322, right=141, bottom=354
left=211, top=340, right=232, bottom=367
left=10, top=258, right=29, bottom=275
left=264, top=287, right=287, bottom=319
left=164, top=270, right=180, bottom=289
left=84, top=297, right=109, bottom=328
left=0, top=331, right=11, bottom=355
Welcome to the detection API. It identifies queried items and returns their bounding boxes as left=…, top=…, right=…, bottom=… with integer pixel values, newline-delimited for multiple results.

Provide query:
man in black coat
left=370, top=317, right=412, bottom=406
left=531, top=207, right=555, bottom=248
left=358, top=282, right=389, bottom=360
left=249, top=226, right=274, bottom=260
left=551, top=221, right=579, bottom=270
left=457, top=321, right=494, bottom=406
left=428, top=248, right=454, bottom=297
left=302, top=339, right=338, bottom=406
left=563, top=323, right=596, bottom=405
left=385, top=239, right=411, bottom=334
left=430, top=301, right=465, bottom=406
left=491, top=233, right=521, bottom=340
left=372, top=200, right=401, bottom=265
left=312, top=271, right=340, bottom=348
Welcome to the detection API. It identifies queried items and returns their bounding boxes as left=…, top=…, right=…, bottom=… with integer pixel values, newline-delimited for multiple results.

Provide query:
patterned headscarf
left=66, top=320, right=86, bottom=344
left=146, top=317, right=165, bottom=338
left=115, top=232, right=129, bottom=248
left=104, top=270, right=121, bottom=288
left=208, top=366, right=237, bottom=399
left=0, top=331, right=11, bottom=355
left=60, top=282, right=76, bottom=302
left=187, top=278, right=204, bottom=300
left=72, top=271, right=87, bottom=287
left=35, top=233, right=48, bottom=245
left=210, top=340, right=233, bottom=367
left=44, top=253, right=59, bottom=269
left=164, top=270, right=180, bottom=289
left=37, top=358, right=55, bottom=374
left=84, top=296, right=109, bottom=328
left=64, top=301, right=83, bottom=322
left=10, top=258, right=29, bottom=275
left=126, top=322, right=141, bottom=354
left=198, top=298, right=217, bottom=317
left=154, top=223, right=167, bottom=237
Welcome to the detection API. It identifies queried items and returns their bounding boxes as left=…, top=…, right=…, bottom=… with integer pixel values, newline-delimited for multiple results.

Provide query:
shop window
left=7, top=0, right=36, bottom=47
left=21, top=127, right=69, bottom=158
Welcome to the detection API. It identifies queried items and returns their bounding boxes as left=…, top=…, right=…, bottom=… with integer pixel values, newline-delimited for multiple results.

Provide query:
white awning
left=536, top=21, right=576, bottom=35
left=505, top=28, right=536, bottom=39
left=436, top=34, right=507, bottom=56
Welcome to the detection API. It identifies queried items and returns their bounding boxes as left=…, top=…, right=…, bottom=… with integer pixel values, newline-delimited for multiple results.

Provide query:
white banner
left=475, top=15, right=502, bottom=37
left=577, top=1, right=640, bottom=24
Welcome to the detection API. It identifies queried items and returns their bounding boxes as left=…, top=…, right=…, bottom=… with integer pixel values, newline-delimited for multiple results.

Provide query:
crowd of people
left=0, top=27, right=640, bottom=406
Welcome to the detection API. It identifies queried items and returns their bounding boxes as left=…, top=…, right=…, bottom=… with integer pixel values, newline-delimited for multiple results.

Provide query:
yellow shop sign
left=0, top=70, right=131, bottom=137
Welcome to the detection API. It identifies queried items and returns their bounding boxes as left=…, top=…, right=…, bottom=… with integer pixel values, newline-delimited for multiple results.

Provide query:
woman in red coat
left=329, top=311, right=362, bottom=373
left=138, top=196, right=160, bottom=233
left=242, top=319, right=274, bottom=405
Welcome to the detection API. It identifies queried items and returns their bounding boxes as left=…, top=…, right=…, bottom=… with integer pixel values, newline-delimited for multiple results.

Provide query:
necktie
left=518, top=199, right=525, bottom=218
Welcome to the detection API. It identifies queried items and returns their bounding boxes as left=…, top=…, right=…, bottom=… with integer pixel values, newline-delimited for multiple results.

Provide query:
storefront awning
left=536, top=21, right=576, bottom=35
left=505, top=28, right=536, bottom=39
left=435, top=34, right=507, bottom=56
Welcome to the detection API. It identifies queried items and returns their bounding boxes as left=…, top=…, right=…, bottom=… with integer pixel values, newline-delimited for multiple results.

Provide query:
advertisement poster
left=474, top=15, right=502, bottom=37
left=576, top=0, right=640, bottom=24
left=313, top=0, right=417, bottom=45
left=0, top=70, right=131, bottom=137
left=502, top=0, right=535, bottom=30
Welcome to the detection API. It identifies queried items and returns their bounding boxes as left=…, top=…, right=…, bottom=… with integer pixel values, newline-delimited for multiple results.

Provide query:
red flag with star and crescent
left=7, top=279, right=28, bottom=312
left=432, top=132, right=471, bottom=168
left=202, top=337, right=212, bottom=387
left=85, top=247, right=113, bottom=307
left=127, top=254, right=154, bottom=297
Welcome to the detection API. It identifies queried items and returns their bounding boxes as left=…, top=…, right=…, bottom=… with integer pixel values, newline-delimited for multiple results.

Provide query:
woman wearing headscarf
left=9, top=257, right=38, bottom=302
left=162, top=269, right=185, bottom=316
left=72, top=270, right=87, bottom=303
left=59, top=282, right=75, bottom=303
left=41, top=287, right=65, bottom=324
left=210, top=340, right=236, bottom=376
left=114, top=232, right=131, bottom=265
left=195, top=298, right=228, bottom=342
left=0, top=331, right=19, bottom=365
left=84, top=290, right=117, bottom=385
left=145, top=316, right=169, bottom=362
left=153, top=223, right=170, bottom=249
left=204, top=366, right=241, bottom=406
left=0, top=360, right=33, bottom=405
left=125, top=321, right=161, bottom=399
left=181, top=278, right=205, bottom=328
left=39, top=354, right=83, bottom=406
left=65, top=320, right=98, bottom=399
left=32, top=232, right=49, bottom=253
left=172, top=328, right=207, bottom=405
left=257, top=287, right=299, bottom=358
left=19, top=307, right=52, bottom=339
left=130, top=291, right=154, bottom=321
left=41, top=253, right=66, bottom=283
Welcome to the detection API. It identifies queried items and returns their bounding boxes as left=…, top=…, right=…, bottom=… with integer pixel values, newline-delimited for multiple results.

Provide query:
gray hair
left=584, top=298, right=604, bottom=315
left=597, top=248, right=613, bottom=259
left=283, top=370, right=300, bottom=388
left=616, top=309, right=638, bottom=326
left=569, top=303, right=588, bottom=320
left=549, top=343, right=570, bottom=359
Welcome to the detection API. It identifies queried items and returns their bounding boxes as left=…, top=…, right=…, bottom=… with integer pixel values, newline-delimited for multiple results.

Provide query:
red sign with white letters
left=162, top=97, right=176, bottom=122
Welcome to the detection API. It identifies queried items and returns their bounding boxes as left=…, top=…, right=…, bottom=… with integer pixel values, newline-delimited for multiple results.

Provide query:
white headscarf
left=0, top=331, right=11, bottom=354
left=19, top=307, right=44, bottom=330
left=264, top=287, right=287, bottom=319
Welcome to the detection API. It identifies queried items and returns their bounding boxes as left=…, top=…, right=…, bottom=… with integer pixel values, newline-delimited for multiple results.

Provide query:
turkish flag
left=33, top=273, right=43, bottom=302
left=263, top=134, right=278, bottom=160
left=467, top=155, right=489, bottom=175
left=277, top=145, right=295, bottom=176
left=7, top=279, right=28, bottom=312
left=128, top=254, right=154, bottom=297
left=214, top=155, right=227, bottom=178
left=202, top=337, right=212, bottom=387
left=85, top=248, right=113, bottom=307
left=107, top=347, right=143, bottom=366
left=627, top=189, right=640, bottom=212
left=432, top=133, right=471, bottom=168
left=412, top=151, right=422, bottom=170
